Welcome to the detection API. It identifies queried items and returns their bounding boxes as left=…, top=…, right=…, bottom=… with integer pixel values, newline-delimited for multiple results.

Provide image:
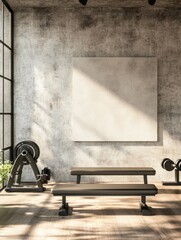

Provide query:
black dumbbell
left=162, top=158, right=174, bottom=171
left=41, top=167, right=51, bottom=183
left=162, top=158, right=181, bottom=171
left=42, top=167, right=51, bottom=180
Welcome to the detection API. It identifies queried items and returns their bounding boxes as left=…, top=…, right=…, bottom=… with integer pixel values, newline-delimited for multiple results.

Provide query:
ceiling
left=7, top=0, right=181, bottom=9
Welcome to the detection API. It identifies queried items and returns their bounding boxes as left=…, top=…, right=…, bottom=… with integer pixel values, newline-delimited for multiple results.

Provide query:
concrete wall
left=14, top=6, right=181, bottom=182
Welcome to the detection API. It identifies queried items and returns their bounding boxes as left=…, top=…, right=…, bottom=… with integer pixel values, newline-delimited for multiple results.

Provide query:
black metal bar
left=1, top=146, right=11, bottom=150
left=0, top=4, right=4, bottom=180
left=0, top=113, right=13, bottom=115
left=0, top=40, right=12, bottom=50
left=2, top=0, right=13, bottom=13
left=2, top=2, right=4, bottom=166
left=1, top=151, right=4, bottom=188
left=10, top=5, right=14, bottom=161
left=0, top=74, right=12, bottom=81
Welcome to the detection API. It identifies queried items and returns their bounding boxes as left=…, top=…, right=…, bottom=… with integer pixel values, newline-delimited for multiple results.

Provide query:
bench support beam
left=77, top=175, right=81, bottom=184
left=58, top=195, right=153, bottom=216
left=143, top=175, right=148, bottom=184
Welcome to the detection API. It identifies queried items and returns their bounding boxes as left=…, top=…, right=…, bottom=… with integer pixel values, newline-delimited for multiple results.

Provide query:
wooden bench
left=52, top=183, right=158, bottom=216
left=70, top=167, right=156, bottom=184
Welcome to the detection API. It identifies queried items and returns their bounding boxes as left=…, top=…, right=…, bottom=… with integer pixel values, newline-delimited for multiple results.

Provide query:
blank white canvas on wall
left=72, top=57, right=157, bottom=141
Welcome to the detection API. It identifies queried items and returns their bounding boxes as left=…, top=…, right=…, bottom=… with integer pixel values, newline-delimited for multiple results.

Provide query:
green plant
left=0, top=152, right=12, bottom=184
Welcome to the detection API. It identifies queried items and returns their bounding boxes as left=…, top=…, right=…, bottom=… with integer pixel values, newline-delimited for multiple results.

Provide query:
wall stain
left=80, top=15, right=97, bottom=30
left=39, top=15, right=51, bottom=29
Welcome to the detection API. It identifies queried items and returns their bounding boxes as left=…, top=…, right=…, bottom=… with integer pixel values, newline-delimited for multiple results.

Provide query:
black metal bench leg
left=58, top=196, right=69, bottom=216
left=77, top=175, right=81, bottom=184
left=140, top=196, right=152, bottom=216
left=143, top=175, right=148, bottom=184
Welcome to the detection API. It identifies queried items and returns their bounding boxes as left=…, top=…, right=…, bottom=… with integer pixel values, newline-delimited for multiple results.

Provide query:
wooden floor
left=0, top=183, right=181, bottom=240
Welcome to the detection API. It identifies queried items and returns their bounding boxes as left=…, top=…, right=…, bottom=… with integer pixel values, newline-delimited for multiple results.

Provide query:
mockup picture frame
left=72, top=57, right=157, bottom=142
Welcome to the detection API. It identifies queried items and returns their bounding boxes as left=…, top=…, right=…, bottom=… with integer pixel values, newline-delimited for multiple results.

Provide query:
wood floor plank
left=0, top=183, right=181, bottom=240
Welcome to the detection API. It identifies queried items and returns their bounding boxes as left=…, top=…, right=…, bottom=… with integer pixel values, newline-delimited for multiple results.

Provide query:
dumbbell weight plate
left=162, top=158, right=175, bottom=171
left=162, top=158, right=170, bottom=169
left=176, top=159, right=181, bottom=171
left=14, top=141, right=40, bottom=160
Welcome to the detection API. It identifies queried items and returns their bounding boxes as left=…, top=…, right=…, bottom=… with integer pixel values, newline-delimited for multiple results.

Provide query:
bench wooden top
left=70, top=167, right=156, bottom=176
left=52, top=183, right=158, bottom=196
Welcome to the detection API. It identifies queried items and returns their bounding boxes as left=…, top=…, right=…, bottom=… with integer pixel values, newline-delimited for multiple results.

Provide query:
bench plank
left=70, top=167, right=156, bottom=175
left=52, top=183, right=158, bottom=196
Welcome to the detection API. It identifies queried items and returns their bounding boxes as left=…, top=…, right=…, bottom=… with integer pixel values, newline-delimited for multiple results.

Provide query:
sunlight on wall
left=31, top=67, right=54, bottom=166
left=73, top=68, right=157, bottom=141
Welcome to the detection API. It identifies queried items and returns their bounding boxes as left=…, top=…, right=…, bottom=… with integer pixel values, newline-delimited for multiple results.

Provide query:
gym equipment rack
left=161, top=158, right=181, bottom=186
left=6, top=141, right=50, bottom=192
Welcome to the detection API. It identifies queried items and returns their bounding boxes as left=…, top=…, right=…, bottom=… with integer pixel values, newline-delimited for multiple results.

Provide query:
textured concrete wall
left=8, top=0, right=181, bottom=8
left=14, top=6, right=181, bottom=182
